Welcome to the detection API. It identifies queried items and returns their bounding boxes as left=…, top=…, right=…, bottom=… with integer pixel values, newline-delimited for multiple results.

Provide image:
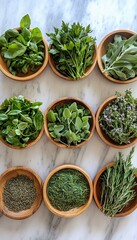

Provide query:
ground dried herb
left=3, top=175, right=37, bottom=212
left=47, top=169, right=90, bottom=211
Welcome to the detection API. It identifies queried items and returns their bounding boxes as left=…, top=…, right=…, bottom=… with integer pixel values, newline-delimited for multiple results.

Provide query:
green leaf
left=0, top=36, right=7, bottom=47
left=63, top=108, right=71, bottom=119
left=0, top=114, right=8, bottom=121
left=5, top=29, right=19, bottom=39
left=20, top=14, right=31, bottom=29
left=31, top=27, right=42, bottom=43
left=21, top=27, right=31, bottom=41
left=8, top=110, right=21, bottom=115
left=49, top=48, right=59, bottom=55
left=15, top=129, right=21, bottom=136
left=69, top=102, right=77, bottom=112
left=29, top=42, right=38, bottom=52
left=47, top=110, right=56, bottom=122
left=54, top=125, right=64, bottom=136
left=33, top=111, right=43, bottom=130
left=4, top=42, right=26, bottom=59
left=67, top=41, right=74, bottom=50
left=75, top=116, right=83, bottom=130
left=18, top=122, right=28, bottom=131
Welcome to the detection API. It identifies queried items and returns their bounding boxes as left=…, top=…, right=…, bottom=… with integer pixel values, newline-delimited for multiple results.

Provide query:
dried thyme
left=100, top=147, right=137, bottom=217
left=47, top=169, right=90, bottom=211
left=3, top=175, right=37, bottom=212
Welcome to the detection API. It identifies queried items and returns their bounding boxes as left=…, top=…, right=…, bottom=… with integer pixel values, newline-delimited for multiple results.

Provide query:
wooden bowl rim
left=48, top=44, right=97, bottom=81
left=0, top=27, right=49, bottom=81
left=97, top=29, right=137, bottom=84
left=43, top=164, right=93, bottom=218
left=44, top=97, right=95, bottom=148
left=0, top=166, right=43, bottom=220
left=93, top=161, right=137, bottom=217
left=96, top=95, right=137, bottom=149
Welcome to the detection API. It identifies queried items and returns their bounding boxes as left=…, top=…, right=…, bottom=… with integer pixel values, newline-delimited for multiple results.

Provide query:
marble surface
left=0, top=0, right=137, bottom=239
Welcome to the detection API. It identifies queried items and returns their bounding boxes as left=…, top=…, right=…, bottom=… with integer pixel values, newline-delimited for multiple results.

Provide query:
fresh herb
left=3, top=175, right=37, bottom=212
left=99, top=90, right=137, bottom=144
left=102, top=34, right=137, bottom=80
left=47, top=21, right=96, bottom=79
left=47, top=169, right=90, bottom=211
left=0, top=14, right=44, bottom=75
left=0, top=95, right=44, bottom=147
left=47, top=102, right=92, bottom=146
left=100, top=147, right=137, bottom=217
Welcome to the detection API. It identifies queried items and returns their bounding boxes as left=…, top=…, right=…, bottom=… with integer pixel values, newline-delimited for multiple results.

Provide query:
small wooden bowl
left=44, top=97, right=95, bottom=148
left=43, top=164, right=93, bottom=218
left=0, top=28, right=49, bottom=81
left=94, top=162, right=137, bottom=217
left=96, top=96, right=137, bottom=149
left=49, top=44, right=97, bottom=81
left=0, top=166, right=43, bottom=220
left=98, top=30, right=137, bottom=84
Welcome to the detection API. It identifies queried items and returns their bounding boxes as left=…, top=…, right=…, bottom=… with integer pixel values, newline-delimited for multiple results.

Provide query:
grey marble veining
left=0, top=0, right=137, bottom=239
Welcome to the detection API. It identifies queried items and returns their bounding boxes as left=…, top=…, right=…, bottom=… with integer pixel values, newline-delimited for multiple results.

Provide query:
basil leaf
left=31, top=27, right=42, bottom=43
left=4, top=42, right=26, bottom=59
left=33, top=111, right=43, bottom=130
left=18, top=122, right=28, bottom=131
left=5, top=29, right=19, bottom=39
left=0, top=114, right=8, bottom=121
left=8, top=110, right=21, bottom=115
left=20, top=14, right=31, bottom=29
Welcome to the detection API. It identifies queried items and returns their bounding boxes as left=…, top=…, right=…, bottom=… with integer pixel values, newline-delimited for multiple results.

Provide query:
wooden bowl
left=0, top=166, right=43, bottom=220
left=98, top=30, right=137, bottom=84
left=94, top=162, right=137, bottom=217
left=0, top=28, right=49, bottom=81
left=49, top=44, right=97, bottom=81
left=44, top=97, right=95, bottom=148
left=96, top=96, right=137, bottom=149
left=43, top=164, right=93, bottom=218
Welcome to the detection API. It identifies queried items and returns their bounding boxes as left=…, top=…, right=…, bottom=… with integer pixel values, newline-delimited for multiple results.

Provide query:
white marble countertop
left=0, top=0, right=137, bottom=239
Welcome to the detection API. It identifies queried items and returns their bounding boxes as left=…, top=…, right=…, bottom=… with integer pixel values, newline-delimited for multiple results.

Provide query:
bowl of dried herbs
left=98, top=30, right=137, bottom=84
left=0, top=14, right=48, bottom=81
left=44, top=97, right=95, bottom=148
left=43, top=164, right=93, bottom=218
left=47, top=21, right=97, bottom=81
left=0, top=166, right=43, bottom=220
left=0, top=95, right=44, bottom=149
left=96, top=90, right=137, bottom=148
left=94, top=147, right=137, bottom=217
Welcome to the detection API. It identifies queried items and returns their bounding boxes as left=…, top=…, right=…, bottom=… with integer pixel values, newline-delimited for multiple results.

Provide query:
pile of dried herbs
left=99, top=90, right=137, bottom=144
left=100, top=147, right=137, bottom=217
left=102, top=34, right=137, bottom=80
left=3, top=175, right=37, bottom=212
left=47, top=21, right=96, bottom=79
left=47, top=102, right=92, bottom=146
left=0, top=95, right=44, bottom=147
left=47, top=169, right=90, bottom=211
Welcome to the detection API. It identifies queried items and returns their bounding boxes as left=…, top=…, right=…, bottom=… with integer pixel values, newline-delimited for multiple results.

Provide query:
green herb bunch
left=47, top=169, right=90, bottom=211
left=100, top=147, right=137, bottom=217
left=99, top=90, right=137, bottom=144
left=47, top=21, right=96, bottom=79
left=0, top=14, right=44, bottom=75
left=0, top=96, right=44, bottom=147
left=102, top=34, right=137, bottom=80
left=47, top=102, right=92, bottom=146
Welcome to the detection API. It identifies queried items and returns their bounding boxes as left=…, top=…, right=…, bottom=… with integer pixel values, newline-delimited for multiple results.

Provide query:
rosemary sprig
left=100, top=147, right=137, bottom=217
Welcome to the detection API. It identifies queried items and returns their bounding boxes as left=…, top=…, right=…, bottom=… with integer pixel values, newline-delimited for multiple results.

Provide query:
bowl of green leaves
left=94, top=147, right=137, bottom=217
left=0, top=95, right=44, bottom=149
left=0, top=14, right=48, bottom=81
left=47, top=21, right=97, bottom=81
left=96, top=90, right=137, bottom=148
left=44, top=97, right=95, bottom=148
left=43, top=164, right=93, bottom=218
left=98, top=30, right=137, bottom=84
left=0, top=166, right=43, bottom=220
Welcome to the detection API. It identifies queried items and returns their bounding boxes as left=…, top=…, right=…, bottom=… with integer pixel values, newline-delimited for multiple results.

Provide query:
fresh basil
left=0, top=14, right=44, bottom=75
left=47, top=102, right=92, bottom=146
left=47, top=21, right=96, bottom=79
left=0, top=96, right=44, bottom=147
left=102, top=34, right=137, bottom=80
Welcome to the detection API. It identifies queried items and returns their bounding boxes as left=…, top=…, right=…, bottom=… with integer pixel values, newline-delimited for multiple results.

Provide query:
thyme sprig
left=99, top=90, right=137, bottom=144
left=101, top=147, right=137, bottom=217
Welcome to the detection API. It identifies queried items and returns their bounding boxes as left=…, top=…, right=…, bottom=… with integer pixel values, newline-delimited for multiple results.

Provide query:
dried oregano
left=99, top=90, right=137, bottom=144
